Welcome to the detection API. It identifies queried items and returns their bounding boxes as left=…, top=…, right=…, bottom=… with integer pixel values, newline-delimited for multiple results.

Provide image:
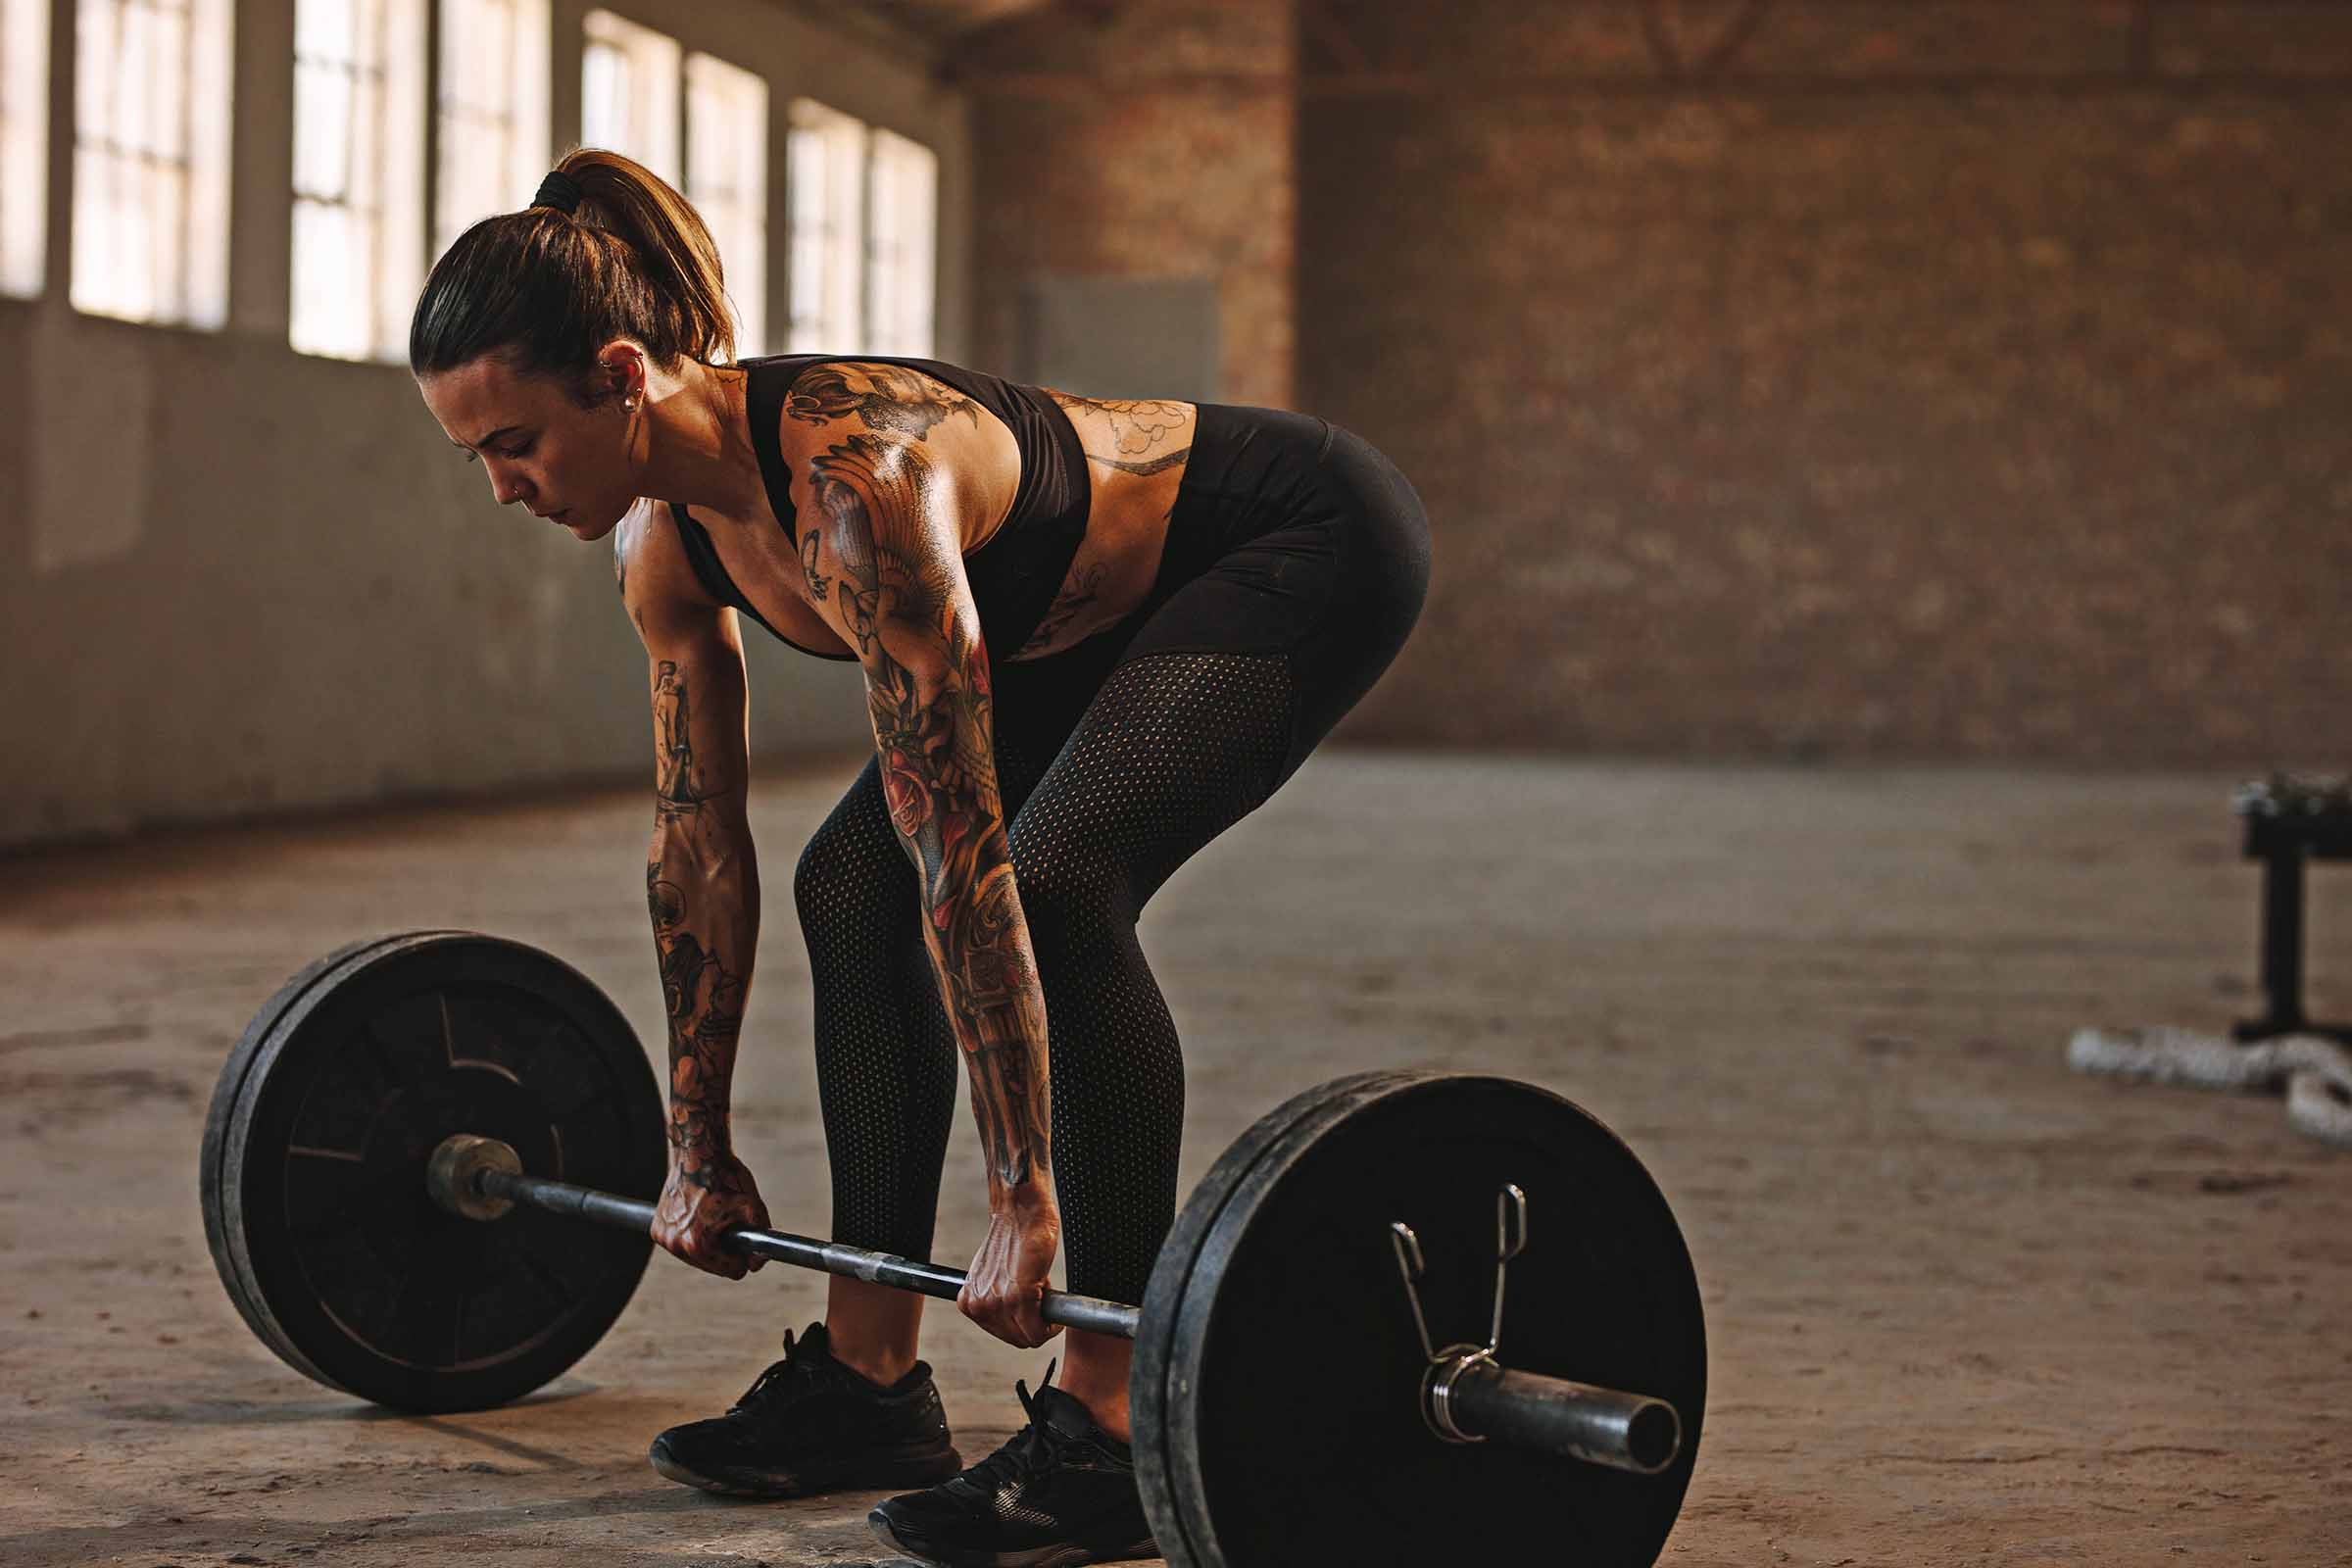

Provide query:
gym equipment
left=203, top=931, right=1706, bottom=1566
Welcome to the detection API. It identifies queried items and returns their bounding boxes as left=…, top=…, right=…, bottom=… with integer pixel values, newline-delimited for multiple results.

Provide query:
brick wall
left=1298, top=0, right=2352, bottom=763
left=958, top=1, right=1298, bottom=409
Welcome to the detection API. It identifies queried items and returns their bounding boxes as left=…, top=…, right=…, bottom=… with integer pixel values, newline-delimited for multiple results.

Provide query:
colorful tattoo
left=806, top=427, right=1054, bottom=1195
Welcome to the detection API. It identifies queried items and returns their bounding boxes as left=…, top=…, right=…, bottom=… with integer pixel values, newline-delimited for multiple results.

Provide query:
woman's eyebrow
left=452, top=424, right=525, bottom=451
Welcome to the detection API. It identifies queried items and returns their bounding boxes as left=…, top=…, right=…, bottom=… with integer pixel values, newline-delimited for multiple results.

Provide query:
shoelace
left=961, top=1368, right=1076, bottom=1495
left=728, top=1328, right=830, bottom=1416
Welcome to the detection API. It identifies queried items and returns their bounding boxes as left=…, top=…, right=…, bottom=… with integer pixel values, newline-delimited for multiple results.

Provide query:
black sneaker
left=866, top=1365, right=1157, bottom=1567
left=649, top=1322, right=961, bottom=1498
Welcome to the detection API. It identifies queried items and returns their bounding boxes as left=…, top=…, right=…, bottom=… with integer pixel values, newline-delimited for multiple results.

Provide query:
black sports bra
left=666, top=354, right=1091, bottom=663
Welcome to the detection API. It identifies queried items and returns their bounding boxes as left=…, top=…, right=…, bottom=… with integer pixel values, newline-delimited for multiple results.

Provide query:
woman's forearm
left=915, top=822, right=1054, bottom=1206
left=867, top=649, right=1054, bottom=1209
left=647, top=799, right=760, bottom=1174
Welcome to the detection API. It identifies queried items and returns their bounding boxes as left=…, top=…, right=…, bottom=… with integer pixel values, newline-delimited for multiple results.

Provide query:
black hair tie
left=531, top=170, right=584, bottom=216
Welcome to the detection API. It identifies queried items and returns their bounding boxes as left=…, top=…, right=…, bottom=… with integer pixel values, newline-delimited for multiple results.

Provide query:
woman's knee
left=1006, top=829, right=1133, bottom=957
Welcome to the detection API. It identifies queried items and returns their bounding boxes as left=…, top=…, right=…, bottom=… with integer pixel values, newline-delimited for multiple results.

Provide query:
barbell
left=201, top=931, right=1708, bottom=1567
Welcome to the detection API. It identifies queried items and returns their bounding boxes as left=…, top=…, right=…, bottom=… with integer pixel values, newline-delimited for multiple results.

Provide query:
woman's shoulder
left=767, top=357, right=987, bottom=446
left=614, top=497, right=720, bottom=622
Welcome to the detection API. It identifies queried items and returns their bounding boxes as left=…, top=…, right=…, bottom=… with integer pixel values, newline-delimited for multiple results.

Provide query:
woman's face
left=417, top=351, right=638, bottom=542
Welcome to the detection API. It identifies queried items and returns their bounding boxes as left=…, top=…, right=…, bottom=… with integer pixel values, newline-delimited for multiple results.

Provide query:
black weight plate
left=201, top=932, right=665, bottom=1411
left=1133, top=1071, right=1419, bottom=1563
left=201, top=931, right=454, bottom=1376
left=1134, top=1073, right=1706, bottom=1568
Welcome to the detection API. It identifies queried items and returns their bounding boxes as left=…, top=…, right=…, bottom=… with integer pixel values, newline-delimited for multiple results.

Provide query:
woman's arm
left=619, top=501, right=769, bottom=1279
left=787, top=385, right=1059, bottom=1345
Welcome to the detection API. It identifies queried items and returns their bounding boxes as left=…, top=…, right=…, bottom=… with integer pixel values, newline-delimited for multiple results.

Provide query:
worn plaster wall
left=0, top=0, right=969, bottom=846
left=1298, top=0, right=2352, bottom=764
left=959, top=0, right=1298, bottom=409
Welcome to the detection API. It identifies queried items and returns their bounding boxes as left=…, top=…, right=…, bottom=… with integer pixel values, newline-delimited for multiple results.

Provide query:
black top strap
left=742, top=354, right=805, bottom=543
left=666, top=502, right=858, bottom=662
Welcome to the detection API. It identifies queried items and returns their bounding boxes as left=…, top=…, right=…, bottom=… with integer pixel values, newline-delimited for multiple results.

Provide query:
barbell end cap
left=428, top=1134, right=522, bottom=1222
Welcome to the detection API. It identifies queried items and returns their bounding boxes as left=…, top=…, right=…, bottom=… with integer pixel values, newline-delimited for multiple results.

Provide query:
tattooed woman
left=412, top=150, right=1428, bottom=1568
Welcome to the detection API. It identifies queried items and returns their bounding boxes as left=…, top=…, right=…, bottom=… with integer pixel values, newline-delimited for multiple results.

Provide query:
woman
left=412, top=149, right=1429, bottom=1568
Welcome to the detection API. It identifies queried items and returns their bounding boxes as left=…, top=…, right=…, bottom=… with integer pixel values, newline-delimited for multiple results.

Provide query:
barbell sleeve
left=1436, top=1356, right=1684, bottom=1475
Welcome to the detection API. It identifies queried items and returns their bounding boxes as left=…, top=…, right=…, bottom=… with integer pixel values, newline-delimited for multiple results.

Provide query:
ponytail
left=409, top=148, right=737, bottom=385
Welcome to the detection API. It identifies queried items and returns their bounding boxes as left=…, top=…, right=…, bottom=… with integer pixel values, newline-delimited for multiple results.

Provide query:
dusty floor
left=1, top=752, right=2347, bottom=1568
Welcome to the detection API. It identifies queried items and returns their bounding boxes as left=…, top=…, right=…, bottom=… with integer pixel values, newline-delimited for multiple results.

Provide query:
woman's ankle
left=822, top=1276, right=926, bottom=1386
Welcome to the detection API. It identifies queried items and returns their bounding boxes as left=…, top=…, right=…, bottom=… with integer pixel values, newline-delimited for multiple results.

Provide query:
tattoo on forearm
left=649, top=860, right=750, bottom=1178
left=785, top=364, right=979, bottom=441
left=647, top=668, right=753, bottom=1191
left=812, top=434, right=1054, bottom=1193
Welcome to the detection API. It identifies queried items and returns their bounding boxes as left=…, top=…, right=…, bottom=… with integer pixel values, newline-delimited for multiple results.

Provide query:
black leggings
left=794, top=406, right=1431, bottom=1306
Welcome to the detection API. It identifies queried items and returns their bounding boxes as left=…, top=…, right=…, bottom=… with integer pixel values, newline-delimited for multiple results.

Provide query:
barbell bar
left=427, top=1130, right=1141, bottom=1336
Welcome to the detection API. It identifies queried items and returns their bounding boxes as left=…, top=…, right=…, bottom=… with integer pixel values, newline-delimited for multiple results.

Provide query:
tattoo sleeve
left=645, top=656, right=760, bottom=1196
left=808, top=431, right=1054, bottom=1200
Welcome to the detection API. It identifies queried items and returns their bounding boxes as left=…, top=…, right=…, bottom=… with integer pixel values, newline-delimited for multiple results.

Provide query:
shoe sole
left=649, top=1441, right=963, bottom=1500
left=866, top=1512, right=1158, bottom=1567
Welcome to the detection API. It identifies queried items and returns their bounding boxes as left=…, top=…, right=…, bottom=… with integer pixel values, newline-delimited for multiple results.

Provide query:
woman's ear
left=594, top=341, right=645, bottom=410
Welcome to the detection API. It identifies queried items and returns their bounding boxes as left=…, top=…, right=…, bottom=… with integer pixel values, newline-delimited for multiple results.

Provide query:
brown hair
left=409, top=148, right=737, bottom=387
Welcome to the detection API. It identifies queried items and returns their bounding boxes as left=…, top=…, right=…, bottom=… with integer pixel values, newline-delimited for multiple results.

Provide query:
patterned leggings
left=795, top=407, right=1431, bottom=1305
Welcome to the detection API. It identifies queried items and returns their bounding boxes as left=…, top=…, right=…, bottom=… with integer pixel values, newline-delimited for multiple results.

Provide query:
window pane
left=786, top=98, right=863, bottom=353
left=72, top=0, right=234, bottom=327
left=865, top=129, right=934, bottom=358
left=291, top=0, right=424, bottom=362
left=580, top=9, right=676, bottom=184
left=685, top=51, right=765, bottom=358
left=0, top=0, right=51, bottom=296
left=434, top=0, right=548, bottom=257
left=292, top=52, right=355, bottom=199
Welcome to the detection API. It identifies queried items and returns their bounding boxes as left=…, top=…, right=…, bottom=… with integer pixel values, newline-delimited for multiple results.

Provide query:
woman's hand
left=652, top=1153, right=770, bottom=1280
left=959, top=1187, right=1063, bottom=1348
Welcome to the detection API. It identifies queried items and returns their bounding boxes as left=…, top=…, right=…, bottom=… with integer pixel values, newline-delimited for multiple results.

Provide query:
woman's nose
left=489, top=467, right=532, bottom=508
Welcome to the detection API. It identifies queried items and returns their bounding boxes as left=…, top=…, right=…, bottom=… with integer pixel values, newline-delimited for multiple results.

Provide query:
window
left=1, top=0, right=47, bottom=297
left=684, top=51, right=765, bottom=356
left=787, top=100, right=934, bottom=356
left=786, top=98, right=862, bottom=352
left=290, top=0, right=426, bottom=361
left=578, top=24, right=764, bottom=358
left=71, top=0, right=235, bottom=326
left=433, top=0, right=548, bottom=258
left=580, top=8, right=676, bottom=183
left=863, top=129, right=934, bottom=357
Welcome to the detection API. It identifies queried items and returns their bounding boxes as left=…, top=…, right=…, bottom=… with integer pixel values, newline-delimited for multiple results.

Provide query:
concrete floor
left=2, top=752, right=2347, bottom=1567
